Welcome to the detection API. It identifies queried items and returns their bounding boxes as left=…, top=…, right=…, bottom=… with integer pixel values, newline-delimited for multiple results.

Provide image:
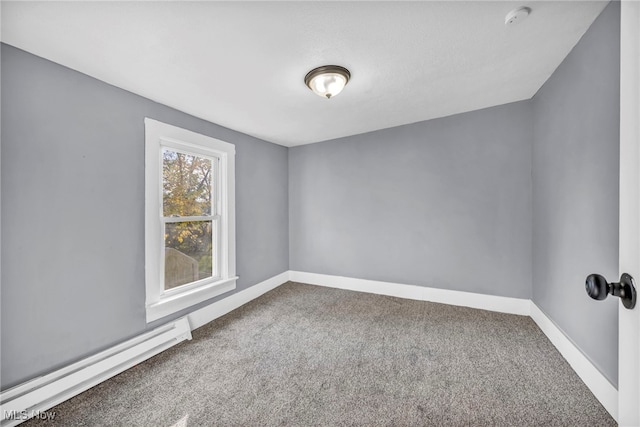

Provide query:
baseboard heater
left=0, top=317, right=192, bottom=426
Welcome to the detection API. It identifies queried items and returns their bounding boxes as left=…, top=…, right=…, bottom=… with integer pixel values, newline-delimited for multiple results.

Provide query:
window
left=145, top=118, right=236, bottom=322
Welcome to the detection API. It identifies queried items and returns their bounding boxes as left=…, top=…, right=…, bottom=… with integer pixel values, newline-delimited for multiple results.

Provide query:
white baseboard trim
left=187, top=271, right=290, bottom=330
left=529, top=302, right=618, bottom=421
left=0, top=318, right=192, bottom=427
left=289, top=271, right=531, bottom=316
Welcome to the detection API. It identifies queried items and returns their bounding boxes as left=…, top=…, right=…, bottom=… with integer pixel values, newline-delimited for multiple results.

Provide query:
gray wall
left=289, top=101, right=533, bottom=299
left=532, top=1, right=620, bottom=386
left=1, top=44, right=289, bottom=389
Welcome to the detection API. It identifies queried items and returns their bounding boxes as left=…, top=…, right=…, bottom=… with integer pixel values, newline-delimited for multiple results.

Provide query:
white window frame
left=144, top=118, right=237, bottom=323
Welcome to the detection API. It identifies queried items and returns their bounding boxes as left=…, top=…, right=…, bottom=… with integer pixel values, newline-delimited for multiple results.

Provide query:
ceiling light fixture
left=304, top=65, right=351, bottom=99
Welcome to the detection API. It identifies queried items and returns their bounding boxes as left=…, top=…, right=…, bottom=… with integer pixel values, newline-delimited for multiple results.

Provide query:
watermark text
left=3, top=410, right=57, bottom=421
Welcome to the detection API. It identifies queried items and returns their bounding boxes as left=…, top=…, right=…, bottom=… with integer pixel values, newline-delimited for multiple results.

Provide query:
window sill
left=146, top=277, right=238, bottom=323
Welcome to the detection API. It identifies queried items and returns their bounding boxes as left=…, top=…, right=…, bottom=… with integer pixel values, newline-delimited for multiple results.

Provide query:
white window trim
left=144, top=118, right=237, bottom=323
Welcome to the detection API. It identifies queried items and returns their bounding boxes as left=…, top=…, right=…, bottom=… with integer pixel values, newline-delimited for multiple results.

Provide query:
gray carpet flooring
left=26, top=282, right=615, bottom=426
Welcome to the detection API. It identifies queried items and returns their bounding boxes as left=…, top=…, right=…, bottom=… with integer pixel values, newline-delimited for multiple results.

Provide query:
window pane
left=164, top=221, right=213, bottom=290
left=163, top=149, right=213, bottom=217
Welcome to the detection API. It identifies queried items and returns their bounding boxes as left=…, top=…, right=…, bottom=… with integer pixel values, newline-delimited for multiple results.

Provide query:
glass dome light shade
left=304, top=65, right=351, bottom=99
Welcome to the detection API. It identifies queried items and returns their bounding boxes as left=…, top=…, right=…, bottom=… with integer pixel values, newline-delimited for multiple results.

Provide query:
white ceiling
left=1, top=1, right=608, bottom=147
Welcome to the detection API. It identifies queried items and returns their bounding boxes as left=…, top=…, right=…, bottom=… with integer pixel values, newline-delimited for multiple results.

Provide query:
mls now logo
left=4, top=410, right=56, bottom=421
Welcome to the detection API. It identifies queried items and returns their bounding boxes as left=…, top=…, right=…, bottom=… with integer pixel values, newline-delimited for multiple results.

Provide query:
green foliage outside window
left=163, top=150, right=214, bottom=288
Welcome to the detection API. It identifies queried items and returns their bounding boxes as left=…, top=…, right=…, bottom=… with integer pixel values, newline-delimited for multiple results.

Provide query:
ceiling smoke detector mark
left=505, top=7, right=531, bottom=26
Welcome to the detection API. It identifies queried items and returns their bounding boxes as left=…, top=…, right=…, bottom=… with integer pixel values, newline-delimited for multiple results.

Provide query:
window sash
left=160, top=217, right=221, bottom=296
left=162, top=215, right=219, bottom=223
left=160, top=144, right=220, bottom=218
left=159, top=146, right=222, bottom=297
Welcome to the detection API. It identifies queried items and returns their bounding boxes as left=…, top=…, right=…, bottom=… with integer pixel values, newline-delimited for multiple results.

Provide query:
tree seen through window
left=162, top=149, right=215, bottom=289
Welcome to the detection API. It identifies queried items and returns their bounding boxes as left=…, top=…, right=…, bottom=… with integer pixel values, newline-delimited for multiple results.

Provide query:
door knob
left=585, top=273, right=637, bottom=309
